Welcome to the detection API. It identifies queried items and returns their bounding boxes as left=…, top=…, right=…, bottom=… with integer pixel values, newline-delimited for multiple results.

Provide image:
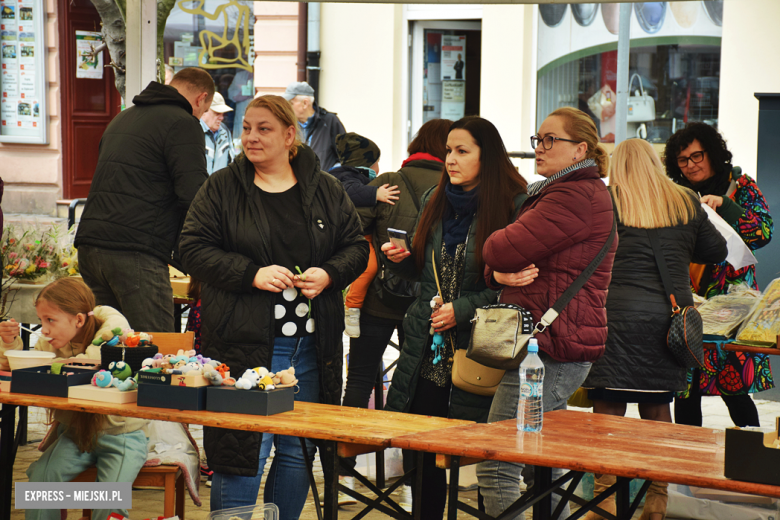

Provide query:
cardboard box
left=207, top=386, right=294, bottom=416
left=136, top=371, right=172, bottom=385
left=725, top=419, right=780, bottom=486
left=11, top=365, right=98, bottom=397
left=137, top=383, right=207, bottom=411
left=69, top=384, right=138, bottom=404
left=170, top=373, right=211, bottom=387
left=170, top=276, right=191, bottom=299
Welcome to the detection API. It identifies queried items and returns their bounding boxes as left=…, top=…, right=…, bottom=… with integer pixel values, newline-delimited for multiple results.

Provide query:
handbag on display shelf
left=466, top=217, right=617, bottom=371
left=647, top=229, right=705, bottom=369
left=431, top=249, right=504, bottom=397
left=627, top=73, right=656, bottom=123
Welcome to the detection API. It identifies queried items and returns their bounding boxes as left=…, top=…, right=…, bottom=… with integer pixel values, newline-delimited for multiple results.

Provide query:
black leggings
left=674, top=370, right=760, bottom=427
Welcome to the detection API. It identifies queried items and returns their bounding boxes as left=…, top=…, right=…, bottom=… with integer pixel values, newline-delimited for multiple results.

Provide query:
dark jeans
left=674, top=369, right=760, bottom=427
left=343, top=313, right=405, bottom=409
left=403, top=377, right=451, bottom=520
left=78, top=245, right=174, bottom=332
left=341, top=313, right=404, bottom=475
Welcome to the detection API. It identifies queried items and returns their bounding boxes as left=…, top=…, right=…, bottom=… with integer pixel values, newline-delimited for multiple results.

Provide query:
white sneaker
left=345, top=308, right=361, bottom=338
left=318, top=476, right=358, bottom=507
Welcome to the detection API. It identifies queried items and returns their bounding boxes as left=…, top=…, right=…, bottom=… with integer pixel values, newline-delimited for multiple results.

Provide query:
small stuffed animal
left=272, top=367, right=297, bottom=387
left=113, top=377, right=138, bottom=392
left=108, top=361, right=133, bottom=381
left=235, top=369, right=261, bottom=390
left=253, top=366, right=270, bottom=379
left=257, top=374, right=275, bottom=391
left=92, top=370, right=113, bottom=388
left=179, top=361, right=202, bottom=375
left=92, top=327, right=123, bottom=347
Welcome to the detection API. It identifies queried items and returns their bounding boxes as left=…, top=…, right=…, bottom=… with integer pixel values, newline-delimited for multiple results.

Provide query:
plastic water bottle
left=517, top=338, right=545, bottom=432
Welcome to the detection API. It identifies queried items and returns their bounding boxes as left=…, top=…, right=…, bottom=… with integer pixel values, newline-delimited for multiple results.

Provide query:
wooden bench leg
left=163, top=471, right=175, bottom=518
left=175, top=472, right=185, bottom=520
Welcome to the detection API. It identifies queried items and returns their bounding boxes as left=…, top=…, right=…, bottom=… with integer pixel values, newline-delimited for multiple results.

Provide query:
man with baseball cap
left=283, top=81, right=346, bottom=171
left=200, top=92, right=236, bottom=175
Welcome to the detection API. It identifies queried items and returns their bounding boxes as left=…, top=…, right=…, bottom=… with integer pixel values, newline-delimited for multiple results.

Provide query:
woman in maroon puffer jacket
left=476, top=107, right=616, bottom=519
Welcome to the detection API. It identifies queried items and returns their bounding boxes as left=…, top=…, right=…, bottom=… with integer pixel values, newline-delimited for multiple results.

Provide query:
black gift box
left=725, top=418, right=780, bottom=486
left=136, top=371, right=171, bottom=385
left=11, top=365, right=98, bottom=397
left=207, top=386, right=294, bottom=415
left=137, top=383, right=207, bottom=411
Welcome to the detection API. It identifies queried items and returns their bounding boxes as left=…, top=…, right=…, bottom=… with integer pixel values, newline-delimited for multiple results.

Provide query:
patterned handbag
left=647, top=229, right=705, bottom=369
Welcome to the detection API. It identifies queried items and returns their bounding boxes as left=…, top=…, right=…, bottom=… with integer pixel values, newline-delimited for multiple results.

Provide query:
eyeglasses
left=530, top=135, right=581, bottom=150
left=677, top=151, right=706, bottom=168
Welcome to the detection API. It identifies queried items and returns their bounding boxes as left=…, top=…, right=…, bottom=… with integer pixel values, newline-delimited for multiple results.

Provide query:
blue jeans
left=26, top=428, right=148, bottom=520
left=476, top=352, right=591, bottom=519
left=211, top=336, right=319, bottom=519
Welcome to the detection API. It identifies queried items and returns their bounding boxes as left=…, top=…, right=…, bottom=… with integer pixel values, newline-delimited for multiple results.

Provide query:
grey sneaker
left=345, top=308, right=361, bottom=338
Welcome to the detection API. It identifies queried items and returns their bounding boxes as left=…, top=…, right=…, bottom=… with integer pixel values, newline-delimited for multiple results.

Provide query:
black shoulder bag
left=370, top=171, right=422, bottom=310
left=647, top=229, right=705, bottom=369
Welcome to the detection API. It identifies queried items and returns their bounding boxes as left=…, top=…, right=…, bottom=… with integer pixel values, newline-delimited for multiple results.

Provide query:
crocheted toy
left=235, top=369, right=261, bottom=390
left=272, top=367, right=297, bottom=387
left=113, top=377, right=138, bottom=391
left=257, top=374, right=275, bottom=391
left=92, top=328, right=123, bottom=347
left=108, top=361, right=132, bottom=381
left=92, top=370, right=113, bottom=388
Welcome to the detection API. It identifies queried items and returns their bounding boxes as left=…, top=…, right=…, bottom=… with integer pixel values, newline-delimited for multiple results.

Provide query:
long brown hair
left=37, top=277, right=108, bottom=452
left=549, top=107, right=609, bottom=178
left=412, top=117, right=527, bottom=274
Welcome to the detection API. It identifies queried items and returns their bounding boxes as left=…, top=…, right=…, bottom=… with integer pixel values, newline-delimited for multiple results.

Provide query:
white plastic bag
left=701, top=203, right=757, bottom=270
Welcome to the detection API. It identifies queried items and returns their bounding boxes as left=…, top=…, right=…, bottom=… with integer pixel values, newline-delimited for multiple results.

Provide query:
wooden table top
left=0, top=392, right=471, bottom=448
left=392, top=409, right=780, bottom=499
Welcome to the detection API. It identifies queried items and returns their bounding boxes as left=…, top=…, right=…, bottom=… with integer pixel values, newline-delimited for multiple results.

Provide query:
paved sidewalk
left=8, top=333, right=780, bottom=519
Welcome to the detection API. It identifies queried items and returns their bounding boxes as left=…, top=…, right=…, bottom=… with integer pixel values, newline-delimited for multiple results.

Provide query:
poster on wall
left=423, top=30, right=442, bottom=122
left=441, top=80, right=465, bottom=120
left=441, top=35, right=465, bottom=81
left=0, top=0, right=46, bottom=142
left=76, top=30, right=103, bottom=79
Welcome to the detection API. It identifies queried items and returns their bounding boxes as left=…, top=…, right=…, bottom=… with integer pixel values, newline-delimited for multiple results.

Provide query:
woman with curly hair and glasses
left=664, top=122, right=774, bottom=428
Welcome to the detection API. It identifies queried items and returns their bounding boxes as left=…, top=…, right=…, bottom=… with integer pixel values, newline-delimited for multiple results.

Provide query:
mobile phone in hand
left=387, top=228, right=412, bottom=252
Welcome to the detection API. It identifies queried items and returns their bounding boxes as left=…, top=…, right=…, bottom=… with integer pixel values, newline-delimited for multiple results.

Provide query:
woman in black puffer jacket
left=179, top=95, right=368, bottom=520
left=583, top=139, right=726, bottom=520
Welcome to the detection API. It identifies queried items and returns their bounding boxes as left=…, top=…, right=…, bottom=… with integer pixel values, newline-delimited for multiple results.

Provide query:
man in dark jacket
left=75, top=67, right=214, bottom=332
left=283, top=81, right=346, bottom=171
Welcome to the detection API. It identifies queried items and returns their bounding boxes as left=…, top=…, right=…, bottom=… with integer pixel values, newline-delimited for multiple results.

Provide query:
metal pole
left=614, top=3, right=631, bottom=145
left=125, top=0, right=158, bottom=106
left=307, top=3, right=322, bottom=103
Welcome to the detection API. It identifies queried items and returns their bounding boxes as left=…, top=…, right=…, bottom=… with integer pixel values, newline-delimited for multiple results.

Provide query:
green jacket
left=357, top=158, right=443, bottom=320
left=384, top=189, right=528, bottom=423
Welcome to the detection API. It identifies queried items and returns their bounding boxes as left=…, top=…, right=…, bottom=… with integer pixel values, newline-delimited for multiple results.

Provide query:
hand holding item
left=0, top=318, right=18, bottom=344
left=494, top=265, right=539, bottom=287
left=431, top=302, right=456, bottom=333
left=293, top=267, right=331, bottom=299
left=254, top=265, right=295, bottom=293
left=376, top=184, right=401, bottom=205
left=701, top=195, right=723, bottom=210
left=381, top=241, right=411, bottom=263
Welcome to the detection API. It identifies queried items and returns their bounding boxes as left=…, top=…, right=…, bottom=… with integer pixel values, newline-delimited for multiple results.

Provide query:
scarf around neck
left=527, top=158, right=596, bottom=197
left=442, top=183, right=479, bottom=258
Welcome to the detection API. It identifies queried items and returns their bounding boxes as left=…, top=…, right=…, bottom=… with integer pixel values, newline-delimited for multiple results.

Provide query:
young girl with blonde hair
left=582, top=139, right=727, bottom=520
left=0, top=277, right=148, bottom=520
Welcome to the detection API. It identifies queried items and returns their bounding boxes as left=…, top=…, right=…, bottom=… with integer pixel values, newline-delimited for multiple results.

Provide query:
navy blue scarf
left=442, top=183, right=479, bottom=258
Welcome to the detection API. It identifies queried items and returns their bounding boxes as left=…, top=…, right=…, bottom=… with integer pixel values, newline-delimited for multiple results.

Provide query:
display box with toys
left=11, top=361, right=100, bottom=398
left=136, top=350, right=223, bottom=411
left=67, top=361, right=140, bottom=403
left=725, top=417, right=780, bottom=486
left=207, top=366, right=296, bottom=416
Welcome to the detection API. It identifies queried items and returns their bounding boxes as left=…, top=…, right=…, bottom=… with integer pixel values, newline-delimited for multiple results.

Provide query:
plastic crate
left=207, top=504, right=279, bottom=520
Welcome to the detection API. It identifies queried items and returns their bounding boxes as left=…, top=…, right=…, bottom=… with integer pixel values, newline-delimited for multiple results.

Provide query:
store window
left=163, top=0, right=255, bottom=138
left=536, top=2, right=722, bottom=144
left=410, top=21, right=481, bottom=137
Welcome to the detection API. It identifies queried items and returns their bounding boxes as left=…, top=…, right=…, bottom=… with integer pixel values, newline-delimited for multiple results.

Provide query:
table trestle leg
left=323, top=441, right=340, bottom=520
left=340, top=460, right=411, bottom=519
left=299, top=438, right=323, bottom=520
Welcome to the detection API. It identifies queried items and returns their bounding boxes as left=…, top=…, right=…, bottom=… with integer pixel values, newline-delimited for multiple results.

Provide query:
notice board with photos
left=0, top=0, right=47, bottom=143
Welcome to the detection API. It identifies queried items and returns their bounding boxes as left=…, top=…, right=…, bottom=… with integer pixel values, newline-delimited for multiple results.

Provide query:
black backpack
left=370, top=171, right=422, bottom=311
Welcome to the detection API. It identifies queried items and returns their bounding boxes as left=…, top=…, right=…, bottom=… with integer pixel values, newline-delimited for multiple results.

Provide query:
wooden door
left=58, top=0, right=122, bottom=199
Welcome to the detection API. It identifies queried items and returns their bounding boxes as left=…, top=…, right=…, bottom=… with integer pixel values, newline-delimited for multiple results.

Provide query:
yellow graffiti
left=178, top=0, right=253, bottom=72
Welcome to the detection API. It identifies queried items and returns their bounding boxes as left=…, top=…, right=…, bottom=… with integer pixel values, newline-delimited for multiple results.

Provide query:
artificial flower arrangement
left=2, top=224, right=60, bottom=282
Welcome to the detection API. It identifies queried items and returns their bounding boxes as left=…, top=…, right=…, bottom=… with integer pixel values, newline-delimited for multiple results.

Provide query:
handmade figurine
left=257, top=374, right=275, bottom=391
left=92, top=370, right=113, bottom=388
left=272, top=367, right=297, bottom=387
left=92, top=327, right=123, bottom=347
left=112, top=377, right=138, bottom=391
left=235, top=369, right=261, bottom=390
left=108, top=361, right=132, bottom=381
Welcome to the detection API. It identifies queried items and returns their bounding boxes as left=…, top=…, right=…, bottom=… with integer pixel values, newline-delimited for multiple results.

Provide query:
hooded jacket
left=357, top=158, right=444, bottom=321
left=179, top=146, right=368, bottom=476
left=305, top=104, right=346, bottom=172
left=483, top=165, right=616, bottom=363
left=328, top=165, right=377, bottom=207
left=75, top=82, right=208, bottom=268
